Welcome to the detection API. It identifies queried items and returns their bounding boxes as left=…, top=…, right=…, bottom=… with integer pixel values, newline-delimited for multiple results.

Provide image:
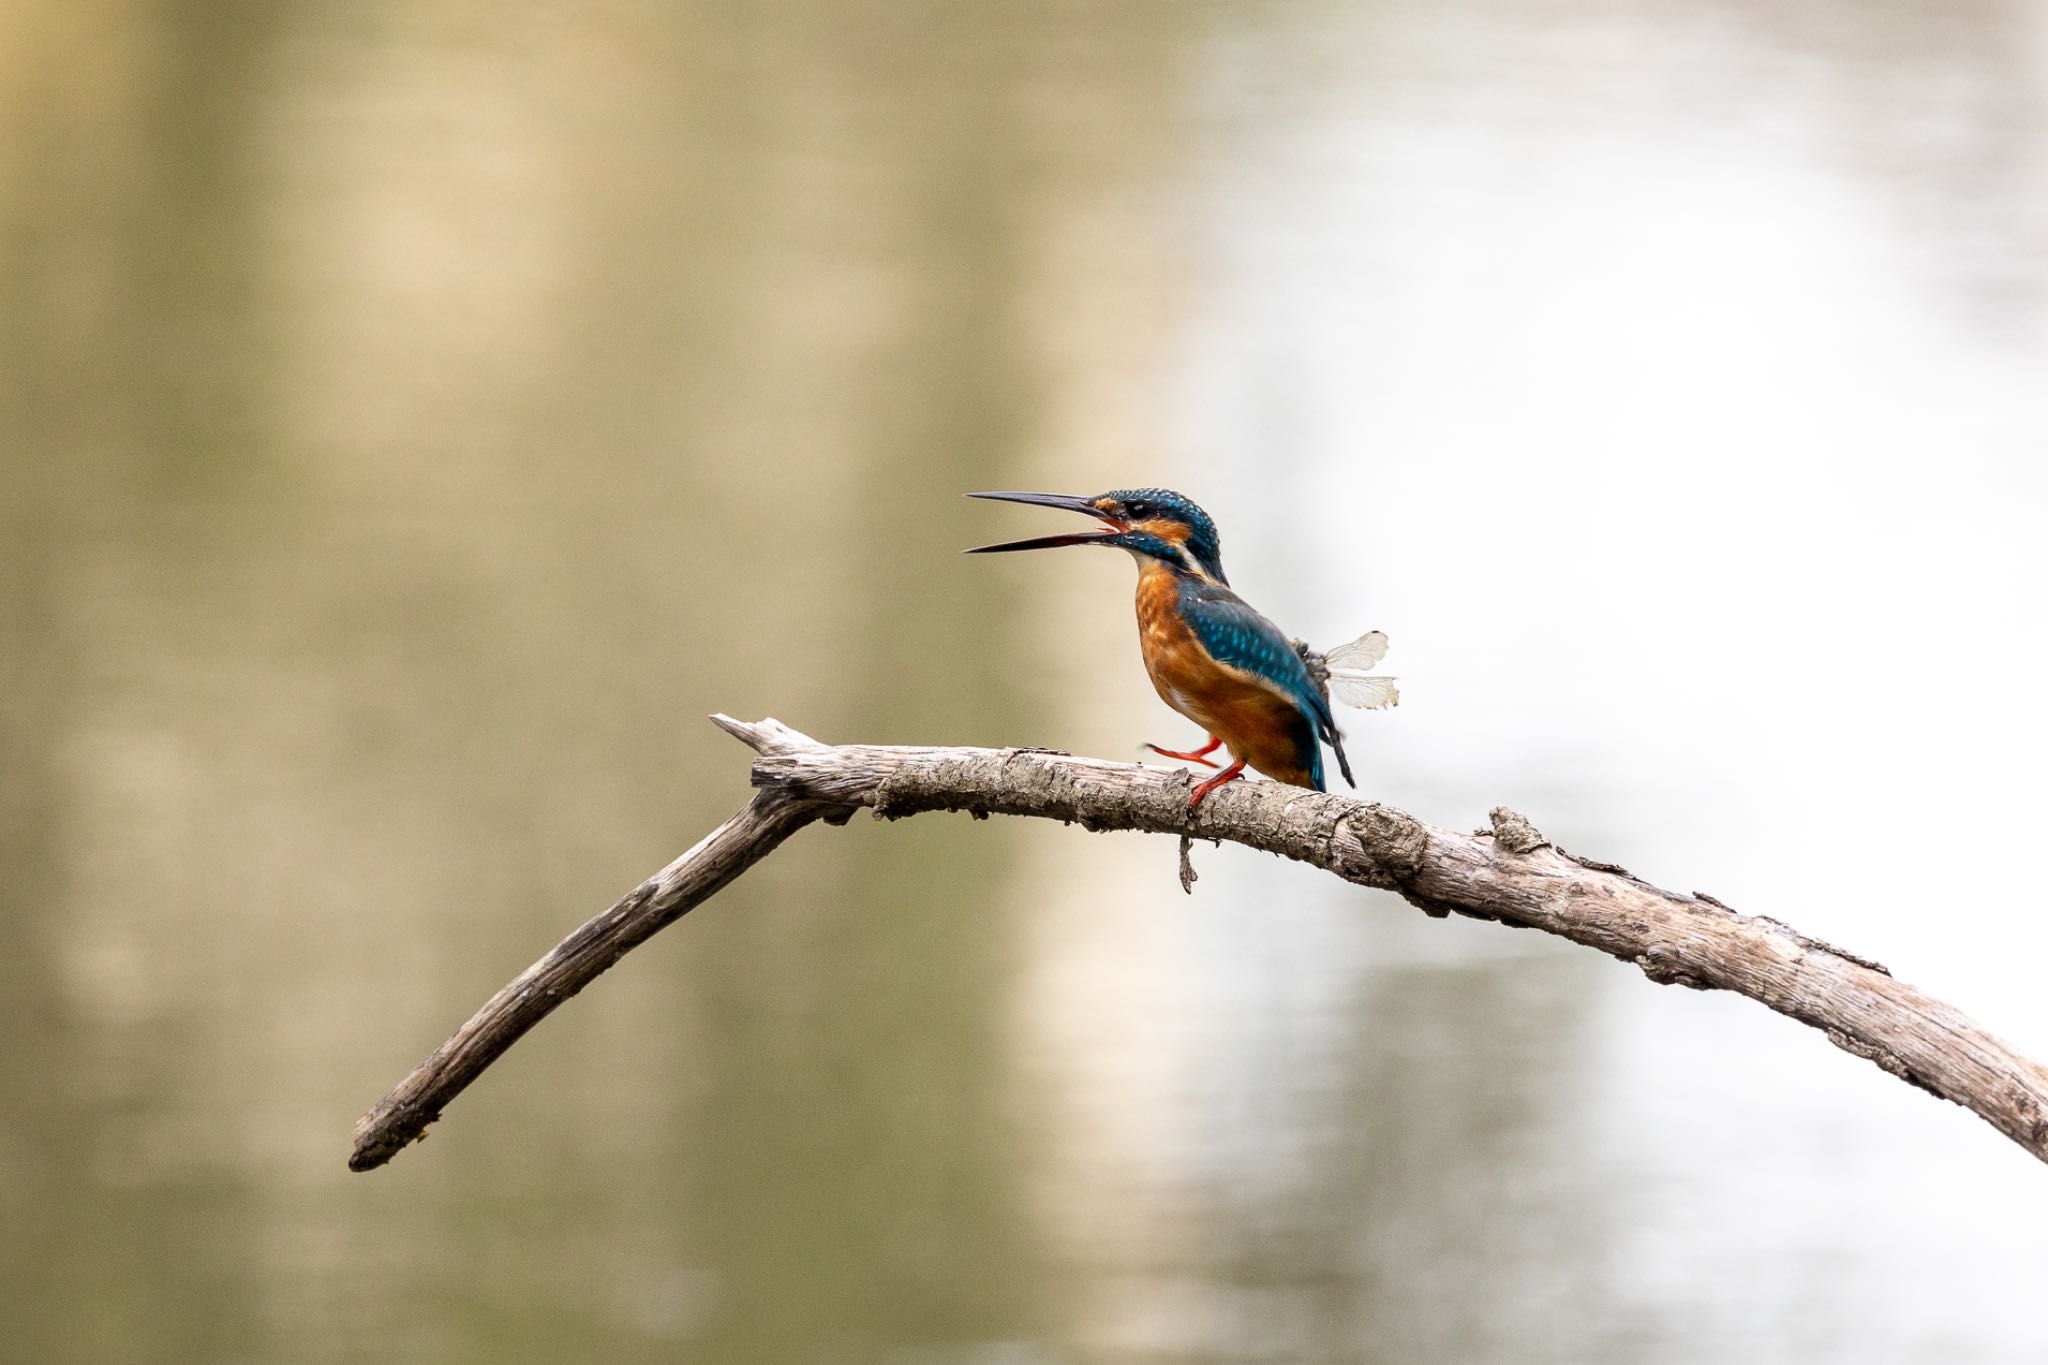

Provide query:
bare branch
left=348, top=786, right=834, bottom=1171
left=350, top=716, right=2048, bottom=1171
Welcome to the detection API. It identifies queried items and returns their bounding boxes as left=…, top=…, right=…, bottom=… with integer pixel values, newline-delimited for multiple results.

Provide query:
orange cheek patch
left=1136, top=519, right=1190, bottom=544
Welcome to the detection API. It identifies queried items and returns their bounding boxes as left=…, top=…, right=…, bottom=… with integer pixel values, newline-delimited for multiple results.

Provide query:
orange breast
left=1135, top=565, right=1315, bottom=786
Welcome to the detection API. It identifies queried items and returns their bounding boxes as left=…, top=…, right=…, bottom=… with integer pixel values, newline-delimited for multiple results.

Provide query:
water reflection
left=3, top=0, right=2046, bottom=1361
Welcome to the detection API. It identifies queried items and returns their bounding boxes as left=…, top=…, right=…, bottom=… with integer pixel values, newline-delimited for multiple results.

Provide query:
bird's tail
left=1295, top=636, right=1358, bottom=789
left=1322, top=717, right=1356, bottom=789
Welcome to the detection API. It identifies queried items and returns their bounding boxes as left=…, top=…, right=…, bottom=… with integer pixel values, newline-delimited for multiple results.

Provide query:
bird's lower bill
left=963, top=529, right=1123, bottom=553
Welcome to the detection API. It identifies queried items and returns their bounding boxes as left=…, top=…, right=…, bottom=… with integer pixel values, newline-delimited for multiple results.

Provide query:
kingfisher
left=966, top=488, right=1397, bottom=808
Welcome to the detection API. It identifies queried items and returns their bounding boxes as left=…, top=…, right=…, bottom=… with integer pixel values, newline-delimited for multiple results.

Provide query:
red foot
left=1144, top=735, right=1223, bottom=768
left=1188, top=758, right=1246, bottom=810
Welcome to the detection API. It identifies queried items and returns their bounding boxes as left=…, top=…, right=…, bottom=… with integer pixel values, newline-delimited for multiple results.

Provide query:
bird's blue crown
left=1100, top=487, right=1227, bottom=584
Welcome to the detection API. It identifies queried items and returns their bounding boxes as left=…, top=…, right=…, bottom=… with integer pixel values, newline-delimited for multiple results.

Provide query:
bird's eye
left=1126, top=500, right=1149, bottom=517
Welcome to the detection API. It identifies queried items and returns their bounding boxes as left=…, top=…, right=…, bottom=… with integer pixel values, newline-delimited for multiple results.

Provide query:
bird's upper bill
left=962, top=491, right=1131, bottom=553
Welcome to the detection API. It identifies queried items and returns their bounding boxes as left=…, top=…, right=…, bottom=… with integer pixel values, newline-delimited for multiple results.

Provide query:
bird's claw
left=1142, top=741, right=1221, bottom=768
left=1188, top=758, right=1248, bottom=809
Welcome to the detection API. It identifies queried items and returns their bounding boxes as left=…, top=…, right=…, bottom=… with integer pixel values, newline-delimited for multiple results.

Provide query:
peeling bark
left=349, top=715, right=2048, bottom=1172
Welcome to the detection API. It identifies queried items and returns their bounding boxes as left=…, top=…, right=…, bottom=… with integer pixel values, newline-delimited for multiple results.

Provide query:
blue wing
left=1178, top=579, right=1349, bottom=791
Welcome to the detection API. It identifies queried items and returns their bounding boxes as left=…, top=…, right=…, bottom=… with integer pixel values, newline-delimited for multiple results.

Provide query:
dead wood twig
left=350, top=715, right=2048, bottom=1171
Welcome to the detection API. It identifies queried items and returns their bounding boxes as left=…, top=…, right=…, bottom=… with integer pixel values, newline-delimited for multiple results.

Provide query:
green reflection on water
left=1, top=1, right=1192, bottom=1361
left=0, top=1, right=1618, bottom=1362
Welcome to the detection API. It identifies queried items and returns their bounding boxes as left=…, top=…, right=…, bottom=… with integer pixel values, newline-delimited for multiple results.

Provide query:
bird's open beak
left=963, top=491, right=1128, bottom=553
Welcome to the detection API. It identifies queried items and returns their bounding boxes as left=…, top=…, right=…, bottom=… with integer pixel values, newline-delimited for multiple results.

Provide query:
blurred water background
left=4, top=1, right=2047, bottom=1362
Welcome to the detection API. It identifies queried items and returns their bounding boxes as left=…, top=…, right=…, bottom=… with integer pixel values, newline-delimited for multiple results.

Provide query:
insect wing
left=1323, top=630, right=1388, bottom=671
left=1330, top=672, right=1399, bottom=710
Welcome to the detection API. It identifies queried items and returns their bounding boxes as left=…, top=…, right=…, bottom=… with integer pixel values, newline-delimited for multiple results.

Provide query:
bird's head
left=964, top=487, right=1227, bottom=583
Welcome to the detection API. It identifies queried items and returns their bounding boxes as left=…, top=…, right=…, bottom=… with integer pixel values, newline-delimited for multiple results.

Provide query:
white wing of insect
left=1322, top=630, right=1399, bottom=710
